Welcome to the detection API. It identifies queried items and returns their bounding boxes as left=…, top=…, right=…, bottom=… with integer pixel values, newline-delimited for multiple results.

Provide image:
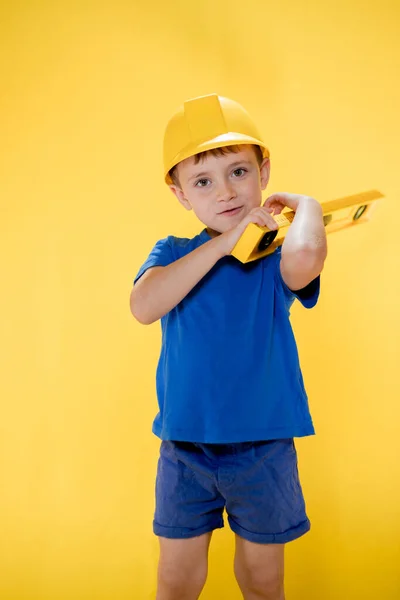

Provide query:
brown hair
left=169, top=144, right=264, bottom=187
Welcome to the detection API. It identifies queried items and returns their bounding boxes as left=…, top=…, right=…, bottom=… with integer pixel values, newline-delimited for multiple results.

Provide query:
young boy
left=130, top=94, right=327, bottom=600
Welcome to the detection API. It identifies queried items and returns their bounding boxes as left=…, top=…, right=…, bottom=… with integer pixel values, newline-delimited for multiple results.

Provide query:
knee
left=235, top=563, right=284, bottom=599
left=251, top=574, right=283, bottom=599
left=158, top=561, right=207, bottom=597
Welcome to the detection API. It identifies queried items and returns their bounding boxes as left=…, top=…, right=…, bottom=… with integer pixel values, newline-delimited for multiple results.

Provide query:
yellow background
left=1, top=1, right=399, bottom=598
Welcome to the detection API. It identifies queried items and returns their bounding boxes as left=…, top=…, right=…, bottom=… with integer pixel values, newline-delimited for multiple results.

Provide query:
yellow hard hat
left=163, top=93, right=270, bottom=185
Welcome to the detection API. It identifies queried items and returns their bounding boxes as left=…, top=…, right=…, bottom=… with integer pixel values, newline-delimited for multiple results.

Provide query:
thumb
left=262, top=199, right=274, bottom=211
left=264, top=198, right=283, bottom=215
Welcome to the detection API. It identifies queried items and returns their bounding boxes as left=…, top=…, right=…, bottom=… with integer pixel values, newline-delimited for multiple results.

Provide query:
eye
left=195, top=178, right=210, bottom=188
left=232, top=168, right=247, bottom=177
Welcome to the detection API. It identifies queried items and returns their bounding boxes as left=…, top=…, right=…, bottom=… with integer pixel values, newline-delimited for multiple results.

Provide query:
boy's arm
left=130, top=206, right=279, bottom=325
left=130, top=236, right=225, bottom=324
left=264, top=193, right=327, bottom=292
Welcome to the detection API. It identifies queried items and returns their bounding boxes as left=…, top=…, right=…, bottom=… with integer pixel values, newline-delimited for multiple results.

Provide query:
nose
left=216, top=179, right=237, bottom=203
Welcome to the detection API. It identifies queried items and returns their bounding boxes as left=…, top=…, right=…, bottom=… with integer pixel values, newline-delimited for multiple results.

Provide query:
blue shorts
left=154, top=438, right=310, bottom=544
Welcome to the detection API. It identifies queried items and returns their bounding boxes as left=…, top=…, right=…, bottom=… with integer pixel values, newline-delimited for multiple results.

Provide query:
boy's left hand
left=263, top=193, right=311, bottom=216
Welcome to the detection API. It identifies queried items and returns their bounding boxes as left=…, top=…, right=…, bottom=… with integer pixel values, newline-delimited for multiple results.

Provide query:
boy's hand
left=217, top=204, right=279, bottom=257
left=263, top=192, right=307, bottom=216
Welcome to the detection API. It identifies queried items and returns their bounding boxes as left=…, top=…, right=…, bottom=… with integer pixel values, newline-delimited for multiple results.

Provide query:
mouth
left=219, top=206, right=244, bottom=216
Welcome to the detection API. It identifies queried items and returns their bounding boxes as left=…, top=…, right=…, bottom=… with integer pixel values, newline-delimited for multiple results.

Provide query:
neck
left=206, top=227, right=221, bottom=239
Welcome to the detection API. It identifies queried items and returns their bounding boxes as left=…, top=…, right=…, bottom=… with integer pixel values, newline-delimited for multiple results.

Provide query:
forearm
left=131, top=236, right=225, bottom=324
left=282, top=197, right=327, bottom=259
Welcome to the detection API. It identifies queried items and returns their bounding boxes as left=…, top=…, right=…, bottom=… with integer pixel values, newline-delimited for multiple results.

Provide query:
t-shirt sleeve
left=133, top=237, right=175, bottom=285
left=273, top=246, right=320, bottom=310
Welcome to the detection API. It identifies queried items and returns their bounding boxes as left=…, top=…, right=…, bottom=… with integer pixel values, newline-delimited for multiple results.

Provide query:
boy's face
left=169, top=145, right=270, bottom=235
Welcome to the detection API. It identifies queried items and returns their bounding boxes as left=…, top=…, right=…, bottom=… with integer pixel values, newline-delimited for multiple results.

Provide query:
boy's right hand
left=217, top=205, right=279, bottom=257
left=131, top=205, right=279, bottom=324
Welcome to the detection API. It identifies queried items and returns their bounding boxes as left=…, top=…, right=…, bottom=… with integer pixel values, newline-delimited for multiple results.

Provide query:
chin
left=206, top=226, right=223, bottom=237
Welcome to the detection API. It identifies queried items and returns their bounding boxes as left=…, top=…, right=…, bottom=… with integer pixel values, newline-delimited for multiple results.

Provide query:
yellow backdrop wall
left=1, top=1, right=399, bottom=598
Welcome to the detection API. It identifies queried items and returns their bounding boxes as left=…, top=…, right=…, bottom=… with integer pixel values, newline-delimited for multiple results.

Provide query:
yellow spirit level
left=231, top=190, right=384, bottom=264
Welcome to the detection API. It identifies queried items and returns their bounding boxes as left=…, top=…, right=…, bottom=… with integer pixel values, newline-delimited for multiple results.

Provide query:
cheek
left=189, top=196, right=210, bottom=217
left=193, top=191, right=213, bottom=210
left=241, top=177, right=261, bottom=198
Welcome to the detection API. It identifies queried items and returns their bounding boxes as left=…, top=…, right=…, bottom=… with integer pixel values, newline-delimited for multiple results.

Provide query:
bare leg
left=156, top=532, right=212, bottom=600
left=234, top=535, right=285, bottom=600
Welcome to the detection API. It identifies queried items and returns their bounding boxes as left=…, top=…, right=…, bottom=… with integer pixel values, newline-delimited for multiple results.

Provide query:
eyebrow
left=187, top=160, right=253, bottom=182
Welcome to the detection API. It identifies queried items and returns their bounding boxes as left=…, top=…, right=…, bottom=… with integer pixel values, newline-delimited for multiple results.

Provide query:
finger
left=263, top=200, right=282, bottom=216
left=248, top=208, right=278, bottom=229
left=266, top=192, right=302, bottom=212
left=248, top=213, right=270, bottom=228
left=259, top=208, right=279, bottom=228
left=267, top=219, right=279, bottom=230
left=253, top=211, right=278, bottom=230
left=266, top=192, right=291, bottom=202
left=263, top=199, right=276, bottom=210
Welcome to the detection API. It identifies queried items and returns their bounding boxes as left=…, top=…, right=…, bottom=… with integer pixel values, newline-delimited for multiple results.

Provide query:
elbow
left=132, top=310, right=153, bottom=326
left=300, top=245, right=327, bottom=279
left=300, top=238, right=328, bottom=265
left=130, top=289, right=155, bottom=325
left=131, top=305, right=154, bottom=325
left=287, top=244, right=327, bottom=284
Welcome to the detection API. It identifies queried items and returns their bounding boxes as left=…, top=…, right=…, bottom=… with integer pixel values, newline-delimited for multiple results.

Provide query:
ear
left=260, top=158, right=271, bottom=190
left=169, top=185, right=192, bottom=211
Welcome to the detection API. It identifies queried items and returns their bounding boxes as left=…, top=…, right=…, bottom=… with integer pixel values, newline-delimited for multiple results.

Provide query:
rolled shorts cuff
left=228, top=515, right=311, bottom=544
left=153, top=517, right=224, bottom=539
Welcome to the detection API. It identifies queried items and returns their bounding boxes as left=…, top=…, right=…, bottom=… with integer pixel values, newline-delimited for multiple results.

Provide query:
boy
left=130, top=94, right=327, bottom=600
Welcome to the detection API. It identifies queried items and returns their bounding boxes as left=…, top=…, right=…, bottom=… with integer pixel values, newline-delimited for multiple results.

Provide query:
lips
left=219, top=206, right=243, bottom=215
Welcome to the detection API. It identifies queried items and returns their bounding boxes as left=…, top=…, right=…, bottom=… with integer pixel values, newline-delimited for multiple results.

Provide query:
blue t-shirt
left=134, top=228, right=320, bottom=443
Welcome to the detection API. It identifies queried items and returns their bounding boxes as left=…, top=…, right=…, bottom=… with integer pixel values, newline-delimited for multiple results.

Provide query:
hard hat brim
left=165, top=132, right=270, bottom=185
